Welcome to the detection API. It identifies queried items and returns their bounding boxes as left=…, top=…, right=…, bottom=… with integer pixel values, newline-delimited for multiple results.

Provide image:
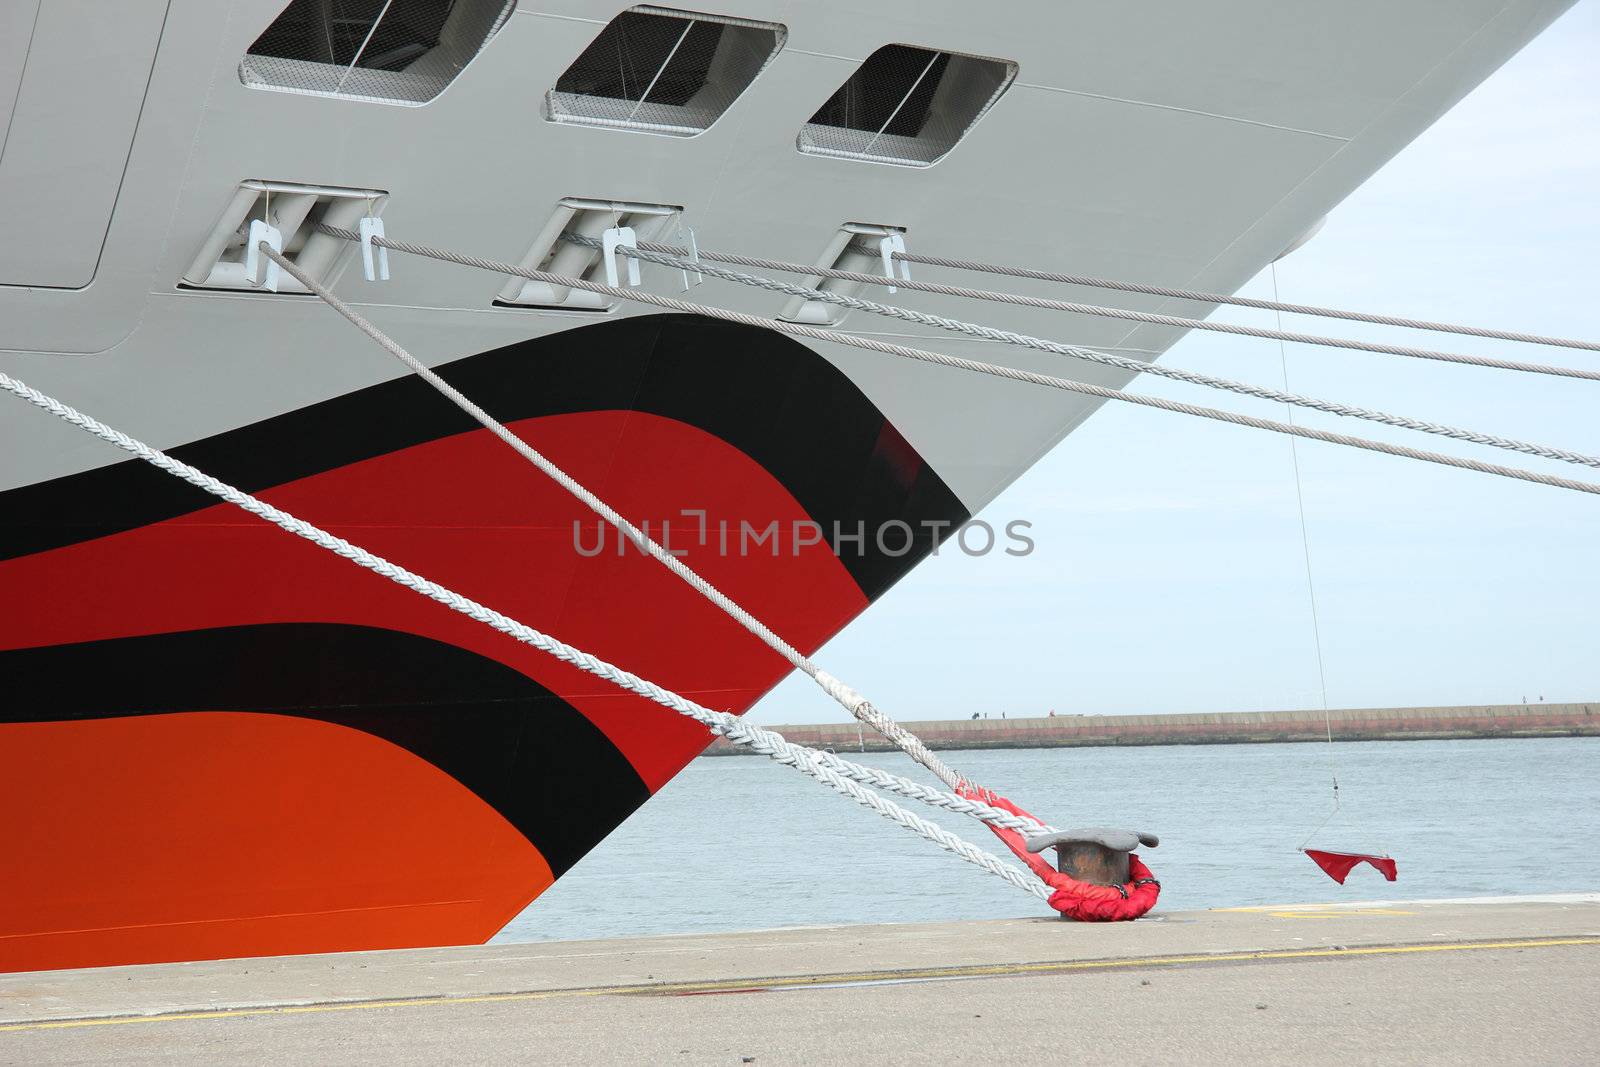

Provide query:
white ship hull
left=0, top=0, right=1573, bottom=972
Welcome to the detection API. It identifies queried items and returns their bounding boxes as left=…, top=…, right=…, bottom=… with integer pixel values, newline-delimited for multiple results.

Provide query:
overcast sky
left=751, top=1, right=1599, bottom=725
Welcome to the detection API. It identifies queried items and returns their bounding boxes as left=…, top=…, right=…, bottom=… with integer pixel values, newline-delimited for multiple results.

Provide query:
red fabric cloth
left=957, top=784, right=1160, bottom=922
left=1305, top=849, right=1398, bottom=884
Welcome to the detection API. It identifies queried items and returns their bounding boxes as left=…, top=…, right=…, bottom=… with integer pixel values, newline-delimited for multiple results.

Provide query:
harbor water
left=497, top=737, right=1600, bottom=943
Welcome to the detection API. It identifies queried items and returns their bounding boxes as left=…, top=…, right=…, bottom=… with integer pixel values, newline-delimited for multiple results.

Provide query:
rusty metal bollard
left=1024, top=828, right=1160, bottom=920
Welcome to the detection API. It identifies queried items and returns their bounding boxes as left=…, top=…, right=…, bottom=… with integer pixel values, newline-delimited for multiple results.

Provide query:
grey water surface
left=495, top=737, right=1599, bottom=943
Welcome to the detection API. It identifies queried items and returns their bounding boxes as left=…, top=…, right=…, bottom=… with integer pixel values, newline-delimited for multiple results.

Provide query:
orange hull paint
left=0, top=712, right=552, bottom=973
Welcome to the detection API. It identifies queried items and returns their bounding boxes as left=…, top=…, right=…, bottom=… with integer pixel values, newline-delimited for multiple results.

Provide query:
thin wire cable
left=863, top=51, right=940, bottom=156
left=1271, top=263, right=1340, bottom=850
left=0, top=366, right=1052, bottom=899
left=316, top=226, right=1600, bottom=500
left=268, top=242, right=968, bottom=793
left=1273, top=267, right=1392, bottom=857
left=563, top=234, right=1600, bottom=471
left=890, top=246, right=1600, bottom=355
left=625, top=20, right=692, bottom=122
left=334, top=0, right=395, bottom=92
left=614, top=237, right=1600, bottom=382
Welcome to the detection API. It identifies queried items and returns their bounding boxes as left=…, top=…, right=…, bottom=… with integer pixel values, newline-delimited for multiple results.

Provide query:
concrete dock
left=2, top=896, right=1595, bottom=1064
left=703, top=702, right=1600, bottom=754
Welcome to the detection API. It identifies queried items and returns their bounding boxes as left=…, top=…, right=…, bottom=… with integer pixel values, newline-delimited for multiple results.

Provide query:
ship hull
left=0, top=0, right=1575, bottom=972
left=0, top=315, right=967, bottom=971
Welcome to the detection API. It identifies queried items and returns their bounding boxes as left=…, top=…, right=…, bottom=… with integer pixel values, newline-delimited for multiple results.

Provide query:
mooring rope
left=268, top=242, right=969, bottom=793
left=887, top=246, right=1600, bottom=355
left=610, top=238, right=1600, bottom=382
left=563, top=234, right=1600, bottom=471
left=0, top=366, right=1052, bottom=899
left=316, top=227, right=1600, bottom=499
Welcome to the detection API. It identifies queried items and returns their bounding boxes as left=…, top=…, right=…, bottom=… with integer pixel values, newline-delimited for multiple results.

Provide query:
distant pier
left=703, top=702, right=1599, bottom=755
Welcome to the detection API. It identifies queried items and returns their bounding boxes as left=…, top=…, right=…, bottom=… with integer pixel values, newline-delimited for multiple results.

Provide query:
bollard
left=1055, top=840, right=1130, bottom=887
left=1024, top=827, right=1160, bottom=921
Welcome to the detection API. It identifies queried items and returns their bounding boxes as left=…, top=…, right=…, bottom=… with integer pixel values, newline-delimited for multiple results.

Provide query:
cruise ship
left=0, top=0, right=1576, bottom=973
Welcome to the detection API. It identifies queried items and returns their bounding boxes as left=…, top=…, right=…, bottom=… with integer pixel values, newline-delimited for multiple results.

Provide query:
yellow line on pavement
left=4, top=937, right=1596, bottom=1034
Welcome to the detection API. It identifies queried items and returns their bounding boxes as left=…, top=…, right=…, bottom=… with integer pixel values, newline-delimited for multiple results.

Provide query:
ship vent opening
left=181, top=181, right=386, bottom=293
left=547, top=7, right=786, bottom=136
left=240, top=0, right=516, bottom=105
left=779, top=223, right=906, bottom=327
left=798, top=45, right=1016, bottom=167
left=496, top=199, right=682, bottom=312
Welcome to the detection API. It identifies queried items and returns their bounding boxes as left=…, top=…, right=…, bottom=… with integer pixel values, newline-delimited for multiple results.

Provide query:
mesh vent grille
left=547, top=6, right=785, bottom=136
left=798, top=44, right=1016, bottom=167
left=240, top=0, right=516, bottom=105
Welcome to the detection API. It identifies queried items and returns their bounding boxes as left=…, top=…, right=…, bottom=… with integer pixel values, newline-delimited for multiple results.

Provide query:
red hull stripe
left=2, top=410, right=869, bottom=787
left=0, top=314, right=967, bottom=598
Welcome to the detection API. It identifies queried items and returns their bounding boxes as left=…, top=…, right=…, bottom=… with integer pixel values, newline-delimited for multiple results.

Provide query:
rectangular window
left=798, top=45, right=1016, bottom=167
left=546, top=7, right=785, bottom=136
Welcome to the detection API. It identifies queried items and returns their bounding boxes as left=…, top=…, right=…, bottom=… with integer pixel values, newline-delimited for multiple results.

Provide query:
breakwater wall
left=702, top=702, right=1598, bottom=755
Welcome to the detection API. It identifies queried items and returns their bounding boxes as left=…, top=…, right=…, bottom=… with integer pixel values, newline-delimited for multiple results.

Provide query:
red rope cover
left=958, top=786, right=1160, bottom=922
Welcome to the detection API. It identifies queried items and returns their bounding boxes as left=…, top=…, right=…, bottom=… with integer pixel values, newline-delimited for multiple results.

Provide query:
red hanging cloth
left=1304, top=848, right=1397, bottom=884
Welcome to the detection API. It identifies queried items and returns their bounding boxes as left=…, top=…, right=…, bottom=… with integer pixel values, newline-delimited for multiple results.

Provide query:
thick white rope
left=266, top=245, right=969, bottom=794
left=615, top=238, right=1600, bottom=382
left=318, top=227, right=1600, bottom=499
left=565, top=235, right=1600, bottom=471
left=0, top=367, right=1051, bottom=899
left=889, top=247, right=1600, bottom=355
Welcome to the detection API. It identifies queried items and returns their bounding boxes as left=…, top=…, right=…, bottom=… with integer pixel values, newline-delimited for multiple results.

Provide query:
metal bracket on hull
left=600, top=226, right=641, bottom=288
left=359, top=217, right=390, bottom=282
left=494, top=198, right=680, bottom=311
left=878, top=232, right=910, bottom=294
left=181, top=181, right=387, bottom=294
left=244, top=220, right=283, bottom=292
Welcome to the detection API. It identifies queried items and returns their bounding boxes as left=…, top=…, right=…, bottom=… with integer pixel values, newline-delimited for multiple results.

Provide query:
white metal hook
left=601, top=225, right=641, bottom=287
left=244, top=219, right=283, bottom=292
left=879, top=232, right=910, bottom=293
left=359, top=216, right=390, bottom=282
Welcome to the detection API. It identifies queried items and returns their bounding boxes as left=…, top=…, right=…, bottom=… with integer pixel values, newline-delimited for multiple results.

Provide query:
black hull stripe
left=0, top=314, right=968, bottom=598
left=0, top=624, right=650, bottom=877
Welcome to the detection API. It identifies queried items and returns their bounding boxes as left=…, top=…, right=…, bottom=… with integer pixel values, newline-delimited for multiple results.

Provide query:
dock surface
left=3, top=895, right=1596, bottom=1064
